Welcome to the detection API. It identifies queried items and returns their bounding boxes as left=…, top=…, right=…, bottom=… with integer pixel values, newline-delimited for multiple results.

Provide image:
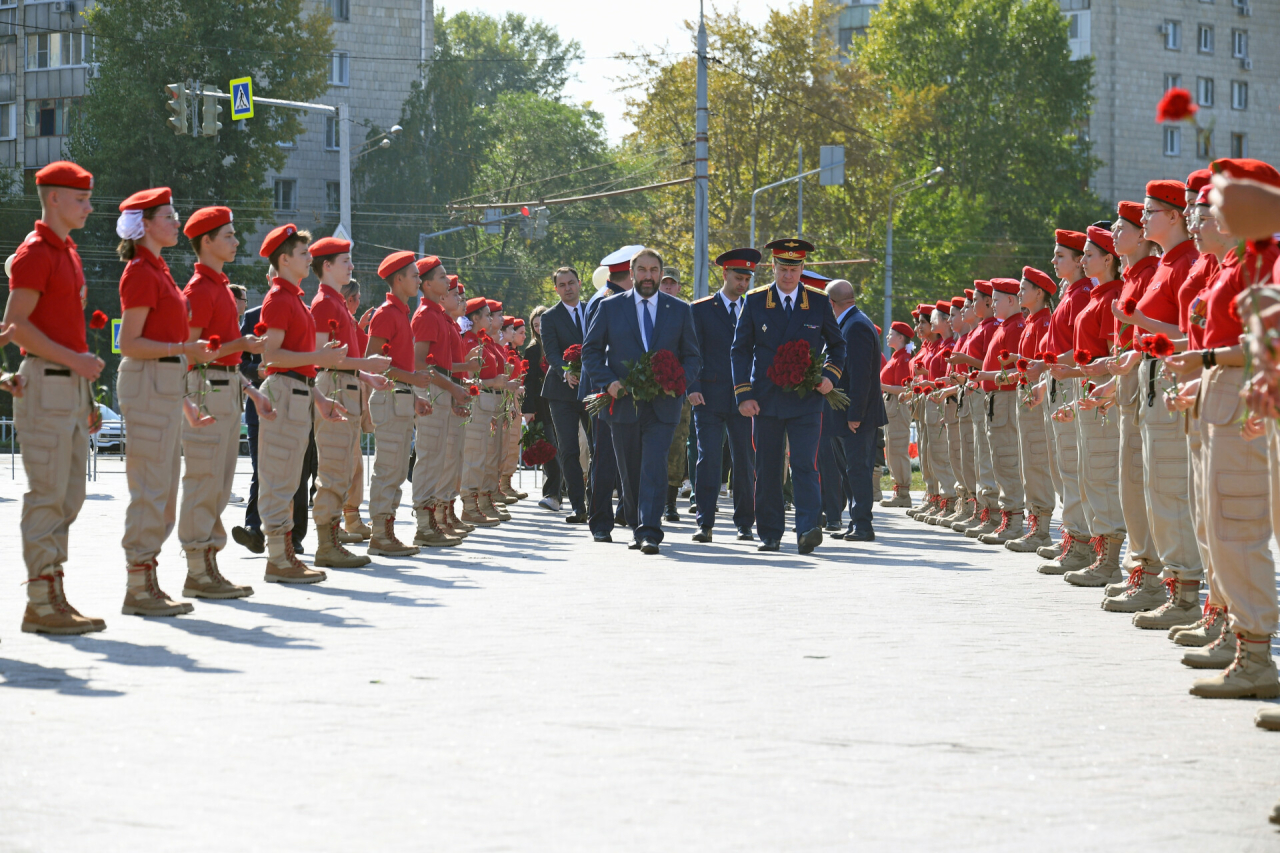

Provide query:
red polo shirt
left=982, top=313, right=1026, bottom=392
left=462, top=331, right=504, bottom=380
left=441, top=319, right=465, bottom=379
left=963, top=316, right=998, bottom=364
left=184, top=263, right=242, bottom=367
left=1018, top=307, right=1052, bottom=357
left=909, top=338, right=933, bottom=379
left=119, top=245, right=189, bottom=345
left=1042, top=276, right=1091, bottom=357
left=261, top=276, right=316, bottom=378
left=410, top=297, right=457, bottom=370
left=368, top=291, right=414, bottom=373
left=8, top=220, right=87, bottom=356
left=925, top=335, right=954, bottom=380
left=310, top=283, right=361, bottom=357
left=1202, top=244, right=1280, bottom=350
left=1178, top=253, right=1220, bottom=350
left=1073, top=279, right=1123, bottom=360
left=880, top=347, right=911, bottom=387
left=1114, top=255, right=1158, bottom=348
left=1136, top=239, right=1198, bottom=328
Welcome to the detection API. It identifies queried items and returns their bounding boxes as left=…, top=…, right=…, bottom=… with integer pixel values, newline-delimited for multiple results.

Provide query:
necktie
left=783, top=295, right=793, bottom=320
left=729, top=301, right=737, bottom=323
left=642, top=299, right=655, bottom=350
left=573, top=306, right=583, bottom=339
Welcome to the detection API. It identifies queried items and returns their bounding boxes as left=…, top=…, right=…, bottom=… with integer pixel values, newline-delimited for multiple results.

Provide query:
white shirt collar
left=776, top=285, right=797, bottom=305
left=719, top=290, right=740, bottom=311
left=835, top=305, right=854, bottom=324
left=633, top=288, right=654, bottom=306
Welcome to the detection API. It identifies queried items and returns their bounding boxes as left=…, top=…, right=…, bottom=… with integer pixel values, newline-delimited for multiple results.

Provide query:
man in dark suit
left=826, top=279, right=888, bottom=541
left=581, top=245, right=642, bottom=542
left=689, top=248, right=759, bottom=543
left=731, top=238, right=846, bottom=554
left=581, top=248, right=701, bottom=555
left=540, top=266, right=592, bottom=524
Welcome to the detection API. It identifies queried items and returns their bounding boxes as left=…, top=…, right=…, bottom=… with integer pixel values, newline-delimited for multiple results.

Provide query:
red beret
left=1212, top=158, right=1280, bottom=190
left=991, top=278, right=1020, bottom=295
left=1086, top=225, right=1116, bottom=257
left=512, top=318, right=525, bottom=328
left=35, top=160, right=93, bottom=190
left=1145, top=179, right=1187, bottom=208
left=1022, top=266, right=1057, bottom=296
left=447, top=274, right=462, bottom=292
left=975, top=281, right=994, bottom=297
left=891, top=321, right=915, bottom=339
left=963, top=288, right=975, bottom=299
left=465, top=297, right=489, bottom=315
left=910, top=309, right=919, bottom=319
left=485, top=299, right=501, bottom=314
left=259, top=223, right=299, bottom=258
left=120, top=187, right=171, bottom=212
left=502, top=315, right=515, bottom=328
left=1116, top=201, right=1144, bottom=227
left=182, top=206, right=232, bottom=239
left=1054, top=230, right=1087, bottom=253
left=308, top=236, right=351, bottom=257
left=933, top=300, right=950, bottom=316
left=416, top=255, right=442, bottom=276
left=950, top=296, right=966, bottom=309
left=1186, top=169, right=1213, bottom=194
left=917, top=303, right=935, bottom=316
left=378, top=251, right=417, bottom=280
left=1196, top=186, right=1212, bottom=205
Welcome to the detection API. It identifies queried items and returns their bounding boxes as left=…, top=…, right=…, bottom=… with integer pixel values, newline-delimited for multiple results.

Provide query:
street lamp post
left=883, top=167, right=944, bottom=354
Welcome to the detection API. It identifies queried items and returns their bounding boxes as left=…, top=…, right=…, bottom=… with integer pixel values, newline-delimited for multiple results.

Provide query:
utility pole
left=883, top=166, right=944, bottom=355
left=693, top=0, right=710, bottom=300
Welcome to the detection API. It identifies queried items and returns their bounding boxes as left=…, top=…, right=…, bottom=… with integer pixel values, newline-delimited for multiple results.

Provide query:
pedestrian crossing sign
left=230, top=77, right=253, bottom=121
left=111, top=319, right=122, bottom=354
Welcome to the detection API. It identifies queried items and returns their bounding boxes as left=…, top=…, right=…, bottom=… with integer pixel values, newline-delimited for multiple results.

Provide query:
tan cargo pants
left=313, top=370, right=363, bottom=528
left=461, top=389, right=502, bottom=494
left=883, top=394, right=912, bottom=489
left=946, top=397, right=968, bottom=503
left=15, top=356, right=92, bottom=579
left=1188, top=411, right=1217, bottom=604
left=985, top=390, right=1023, bottom=511
left=1138, top=357, right=1201, bottom=581
left=972, top=394, right=998, bottom=513
left=915, top=398, right=934, bottom=495
left=411, top=387, right=452, bottom=507
left=178, top=367, right=243, bottom=553
left=503, top=400, right=522, bottom=480
left=1074, top=379, right=1124, bottom=538
left=444, top=403, right=466, bottom=500
left=953, top=392, right=977, bottom=502
left=368, top=383, right=416, bottom=519
left=1117, top=371, right=1156, bottom=570
left=923, top=398, right=955, bottom=499
left=118, top=357, right=186, bottom=565
left=1046, top=377, right=1087, bottom=537
left=1015, top=394, right=1054, bottom=518
left=257, top=372, right=315, bottom=537
left=1202, top=367, right=1275, bottom=635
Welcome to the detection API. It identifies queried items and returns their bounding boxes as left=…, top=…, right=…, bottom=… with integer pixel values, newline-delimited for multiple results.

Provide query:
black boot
left=665, top=485, right=681, bottom=523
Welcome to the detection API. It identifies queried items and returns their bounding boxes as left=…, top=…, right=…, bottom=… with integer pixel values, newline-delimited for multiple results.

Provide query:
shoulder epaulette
left=747, top=284, right=772, bottom=295
left=803, top=285, right=827, bottom=297
left=692, top=295, right=715, bottom=305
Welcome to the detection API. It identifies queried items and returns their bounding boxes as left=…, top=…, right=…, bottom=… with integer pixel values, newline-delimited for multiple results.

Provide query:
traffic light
left=517, top=206, right=533, bottom=239
left=533, top=207, right=549, bottom=240
left=165, top=82, right=188, bottom=135
left=200, top=88, right=223, bottom=138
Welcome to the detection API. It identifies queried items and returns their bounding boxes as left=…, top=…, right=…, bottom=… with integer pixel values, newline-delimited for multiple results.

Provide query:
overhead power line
left=446, top=176, right=695, bottom=211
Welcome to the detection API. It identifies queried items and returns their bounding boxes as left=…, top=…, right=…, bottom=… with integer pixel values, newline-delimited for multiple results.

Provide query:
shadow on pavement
left=200, top=598, right=370, bottom=628
left=154, top=617, right=322, bottom=650
left=63, top=636, right=240, bottom=674
left=296, top=584, right=443, bottom=608
left=0, top=657, right=126, bottom=697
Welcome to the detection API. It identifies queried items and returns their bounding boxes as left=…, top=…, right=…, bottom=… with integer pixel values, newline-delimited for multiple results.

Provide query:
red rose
left=206, top=335, right=221, bottom=351
left=1073, top=348, right=1093, bottom=365
left=468, top=385, right=480, bottom=396
left=1156, top=87, right=1197, bottom=123
left=563, top=344, right=582, bottom=363
left=89, top=310, right=109, bottom=330
left=254, top=322, right=268, bottom=336
left=381, top=343, right=392, bottom=356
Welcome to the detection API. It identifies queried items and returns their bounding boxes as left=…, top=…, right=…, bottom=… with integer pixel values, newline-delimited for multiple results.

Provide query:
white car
left=93, top=403, right=124, bottom=451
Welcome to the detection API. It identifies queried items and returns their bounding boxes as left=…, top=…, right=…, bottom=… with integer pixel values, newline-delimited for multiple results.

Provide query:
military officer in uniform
left=689, top=248, right=759, bottom=542
left=731, top=238, right=846, bottom=554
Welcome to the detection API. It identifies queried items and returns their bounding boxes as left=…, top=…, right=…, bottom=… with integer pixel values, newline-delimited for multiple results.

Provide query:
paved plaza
left=1, top=456, right=1279, bottom=851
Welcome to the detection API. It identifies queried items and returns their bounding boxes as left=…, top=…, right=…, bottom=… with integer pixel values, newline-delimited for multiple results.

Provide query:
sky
left=446, top=0, right=781, bottom=142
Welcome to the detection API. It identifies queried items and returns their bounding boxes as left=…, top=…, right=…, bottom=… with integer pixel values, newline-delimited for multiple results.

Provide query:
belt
left=327, top=368, right=358, bottom=376
left=158, top=356, right=182, bottom=364
left=193, top=363, right=239, bottom=373
left=43, top=368, right=71, bottom=377
left=480, top=387, right=501, bottom=394
left=282, top=370, right=316, bottom=386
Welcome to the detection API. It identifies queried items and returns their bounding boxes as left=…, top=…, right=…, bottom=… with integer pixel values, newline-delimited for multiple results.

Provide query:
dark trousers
left=588, top=414, right=618, bottom=534
left=549, top=398, right=589, bottom=512
left=754, top=412, right=822, bottom=541
left=245, top=421, right=261, bottom=531
left=244, top=422, right=311, bottom=539
left=693, top=406, right=755, bottom=530
left=819, top=413, right=850, bottom=527
left=611, top=404, right=677, bottom=544
left=841, top=423, right=878, bottom=534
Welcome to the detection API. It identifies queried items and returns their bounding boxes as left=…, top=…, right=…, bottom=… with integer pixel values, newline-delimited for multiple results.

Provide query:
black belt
left=43, top=368, right=71, bottom=377
left=282, top=371, right=316, bottom=386
left=327, top=368, right=358, bottom=376
left=205, top=363, right=238, bottom=372
left=158, top=356, right=181, bottom=364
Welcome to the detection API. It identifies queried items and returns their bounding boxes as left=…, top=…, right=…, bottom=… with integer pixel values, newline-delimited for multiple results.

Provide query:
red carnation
left=1042, top=352, right=1058, bottom=365
left=89, top=310, right=109, bottom=330
left=1156, top=87, right=1197, bottom=123
left=997, top=349, right=1011, bottom=362
left=206, top=335, right=221, bottom=352
left=1073, top=348, right=1093, bottom=365
left=1149, top=333, right=1175, bottom=358
left=1120, top=297, right=1138, bottom=316
left=468, top=385, right=480, bottom=396
left=1015, top=358, right=1029, bottom=372
left=254, top=322, right=268, bottom=336
left=381, top=343, right=392, bottom=356
left=328, top=319, right=339, bottom=334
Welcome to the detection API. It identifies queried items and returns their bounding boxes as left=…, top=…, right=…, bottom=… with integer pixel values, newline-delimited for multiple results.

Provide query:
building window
left=1196, top=129, right=1213, bottom=158
left=24, top=97, right=79, bottom=137
left=331, top=0, right=350, bottom=21
left=1163, top=127, right=1181, bottom=157
left=1232, top=30, right=1247, bottom=58
left=1164, top=73, right=1182, bottom=91
left=326, top=181, right=341, bottom=214
left=1163, top=21, right=1182, bottom=50
left=1066, top=10, right=1091, bottom=60
left=1196, top=77, right=1214, bottom=107
left=0, top=38, right=15, bottom=74
left=1232, top=80, right=1248, bottom=110
left=1231, top=133, right=1247, bottom=158
left=1198, top=24, right=1214, bottom=53
left=25, top=32, right=91, bottom=70
left=329, top=52, right=349, bottom=87
left=324, top=116, right=339, bottom=150
left=0, top=102, right=14, bottom=140
left=273, top=179, right=297, bottom=211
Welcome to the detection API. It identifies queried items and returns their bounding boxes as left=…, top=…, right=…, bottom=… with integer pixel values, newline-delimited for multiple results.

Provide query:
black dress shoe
left=593, top=532, right=612, bottom=543
left=846, top=529, right=876, bottom=542
left=292, top=536, right=306, bottom=555
left=232, top=525, right=265, bottom=554
left=640, top=539, right=660, bottom=555
left=757, top=538, right=780, bottom=552
left=628, top=539, right=641, bottom=550
left=797, top=527, right=822, bottom=555
left=825, top=523, right=842, bottom=533
left=692, top=527, right=713, bottom=543
left=737, top=528, right=754, bottom=541
left=564, top=512, right=587, bottom=524
left=665, top=505, right=681, bottom=523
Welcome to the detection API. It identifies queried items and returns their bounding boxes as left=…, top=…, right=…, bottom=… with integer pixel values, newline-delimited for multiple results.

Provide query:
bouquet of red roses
left=521, top=438, right=557, bottom=467
left=562, top=344, right=583, bottom=378
left=766, top=340, right=849, bottom=410
left=584, top=348, right=686, bottom=417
